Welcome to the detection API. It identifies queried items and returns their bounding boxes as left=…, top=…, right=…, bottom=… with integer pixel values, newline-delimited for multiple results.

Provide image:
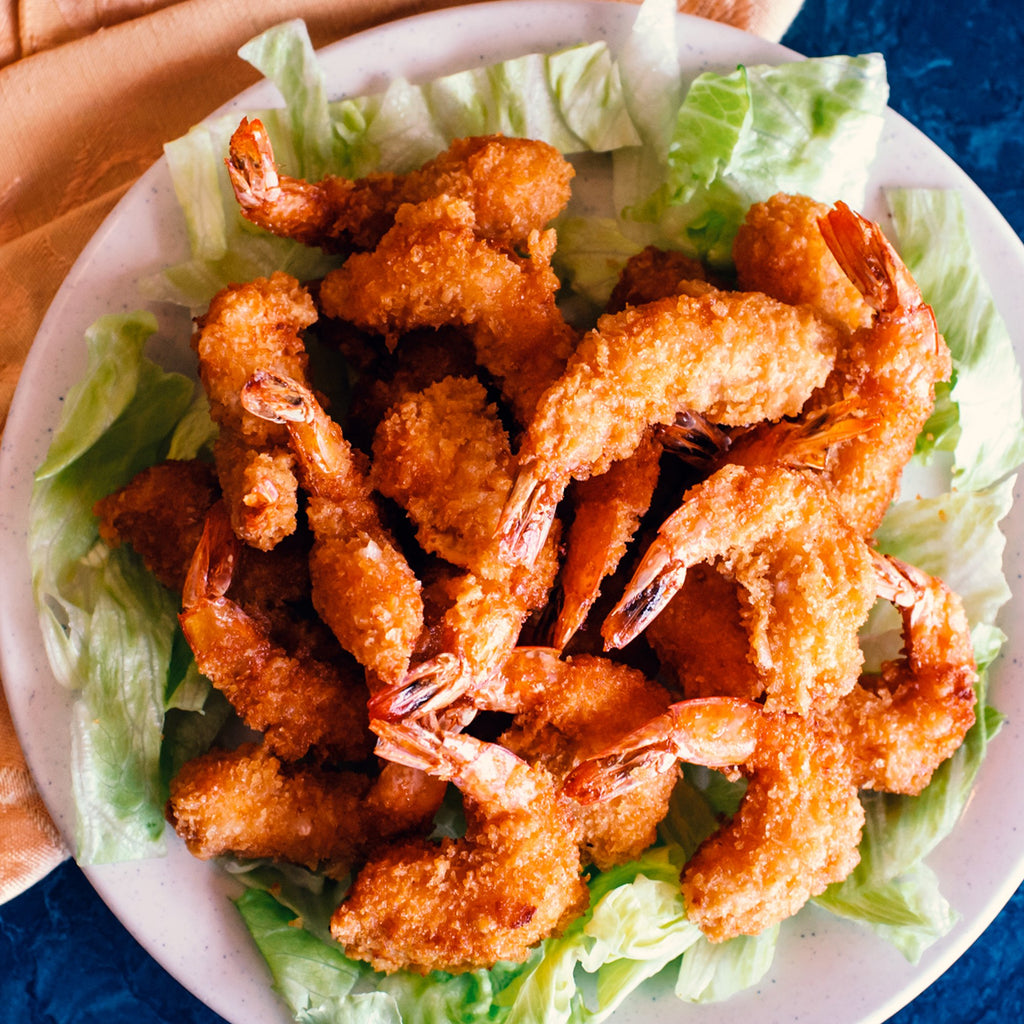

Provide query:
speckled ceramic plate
left=1, top=3, right=1022, bottom=1023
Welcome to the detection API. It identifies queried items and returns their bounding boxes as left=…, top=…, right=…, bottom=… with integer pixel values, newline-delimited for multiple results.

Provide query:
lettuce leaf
left=28, top=312, right=207, bottom=861
left=887, top=187, right=1024, bottom=490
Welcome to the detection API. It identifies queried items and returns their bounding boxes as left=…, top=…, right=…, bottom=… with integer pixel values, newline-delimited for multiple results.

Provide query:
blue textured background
left=2, top=0, right=1022, bottom=1021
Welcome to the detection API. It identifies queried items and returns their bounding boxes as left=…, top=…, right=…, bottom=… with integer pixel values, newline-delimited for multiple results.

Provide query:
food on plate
left=192, top=271, right=317, bottom=550
left=331, top=721, right=590, bottom=973
left=27, top=8, right=1022, bottom=1019
left=89, top=132, right=979, bottom=974
left=228, top=117, right=575, bottom=253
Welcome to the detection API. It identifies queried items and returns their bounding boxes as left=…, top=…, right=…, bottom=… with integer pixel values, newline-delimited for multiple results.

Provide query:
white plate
left=2, top=3, right=1022, bottom=1023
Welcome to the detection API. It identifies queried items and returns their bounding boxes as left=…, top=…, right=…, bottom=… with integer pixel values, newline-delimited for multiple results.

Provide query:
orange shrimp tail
left=240, top=369, right=312, bottom=425
left=601, top=555, right=689, bottom=650
left=226, top=116, right=280, bottom=207
left=367, top=653, right=468, bottom=721
left=181, top=502, right=240, bottom=610
left=654, top=410, right=732, bottom=466
left=818, top=201, right=909, bottom=314
left=497, top=462, right=561, bottom=567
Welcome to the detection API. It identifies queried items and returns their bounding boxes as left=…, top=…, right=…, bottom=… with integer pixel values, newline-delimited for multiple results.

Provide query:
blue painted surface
left=2, top=1, right=1022, bottom=1021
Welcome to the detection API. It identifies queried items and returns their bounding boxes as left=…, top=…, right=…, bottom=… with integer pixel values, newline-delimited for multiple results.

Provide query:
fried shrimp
left=680, top=711, right=864, bottom=942
left=166, top=744, right=444, bottom=871
left=227, top=118, right=574, bottom=252
left=94, top=458, right=220, bottom=592
left=368, top=376, right=560, bottom=719
left=811, top=201, right=953, bottom=537
left=192, top=272, right=317, bottom=550
left=331, top=721, right=589, bottom=974
left=838, top=552, right=978, bottom=794
left=564, top=706, right=863, bottom=943
left=240, top=371, right=423, bottom=686
left=602, top=463, right=877, bottom=715
left=318, top=194, right=577, bottom=423
left=606, top=245, right=712, bottom=312
left=179, top=504, right=373, bottom=762
left=497, top=288, right=839, bottom=565
left=733, top=192, right=873, bottom=333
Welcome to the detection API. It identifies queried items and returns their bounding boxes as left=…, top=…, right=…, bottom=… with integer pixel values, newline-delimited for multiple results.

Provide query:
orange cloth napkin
left=0, top=0, right=804, bottom=904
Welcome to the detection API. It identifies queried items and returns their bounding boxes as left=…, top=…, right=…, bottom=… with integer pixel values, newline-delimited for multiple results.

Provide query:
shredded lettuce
left=26, top=0, right=1024, bottom=1018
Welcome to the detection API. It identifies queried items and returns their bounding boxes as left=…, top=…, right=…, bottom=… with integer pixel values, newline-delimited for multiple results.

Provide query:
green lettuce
left=887, top=187, right=1024, bottom=489
left=28, top=313, right=212, bottom=861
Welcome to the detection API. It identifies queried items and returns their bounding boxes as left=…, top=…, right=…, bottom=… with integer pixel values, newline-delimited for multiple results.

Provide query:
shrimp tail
left=367, top=653, right=469, bottom=721
left=818, top=201, right=922, bottom=316
left=655, top=410, right=732, bottom=466
left=497, top=461, right=561, bottom=566
left=240, top=369, right=314, bottom=425
left=600, top=550, right=689, bottom=650
left=226, top=117, right=280, bottom=208
left=871, top=549, right=922, bottom=607
left=181, top=502, right=240, bottom=610
left=563, top=697, right=761, bottom=804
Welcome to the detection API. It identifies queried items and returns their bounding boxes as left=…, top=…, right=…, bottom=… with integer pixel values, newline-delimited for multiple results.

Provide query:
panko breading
left=166, top=745, right=443, bottom=871
left=680, top=711, right=864, bottom=943
left=228, top=119, right=575, bottom=253
left=94, top=458, right=220, bottom=591
left=318, top=194, right=577, bottom=423
left=192, top=272, right=317, bottom=549
left=332, top=724, right=589, bottom=974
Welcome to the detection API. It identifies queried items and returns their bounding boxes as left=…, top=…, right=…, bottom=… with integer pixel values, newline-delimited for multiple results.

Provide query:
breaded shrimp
left=368, top=376, right=560, bottom=718
left=179, top=504, right=373, bottom=762
left=166, top=744, right=444, bottom=871
left=564, top=706, right=863, bottom=943
left=94, top=458, right=220, bottom=592
left=192, top=272, right=318, bottom=550
left=240, top=371, right=423, bottom=686
left=838, top=552, right=978, bottom=794
left=811, top=201, right=952, bottom=537
left=227, top=118, right=574, bottom=252
left=331, top=721, right=589, bottom=974
left=317, top=194, right=578, bottom=424
left=606, top=245, right=712, bottom=312
left=370, top=375, right=513, bottom=579
left=680, top=711, right=864, bottom=942
left=602, top=463, right=877, bottom=715
left=497, top=288, right=839, bottom=565
left=733, top=193, right=873, bottom=333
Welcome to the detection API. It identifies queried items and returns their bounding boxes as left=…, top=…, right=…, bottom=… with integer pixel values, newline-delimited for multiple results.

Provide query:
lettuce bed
left=27, top=1, right=1024, bottom=1021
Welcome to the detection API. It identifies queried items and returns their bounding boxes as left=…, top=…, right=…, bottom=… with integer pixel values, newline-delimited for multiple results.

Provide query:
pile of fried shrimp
left=92, top=117, right=978, bottom=977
